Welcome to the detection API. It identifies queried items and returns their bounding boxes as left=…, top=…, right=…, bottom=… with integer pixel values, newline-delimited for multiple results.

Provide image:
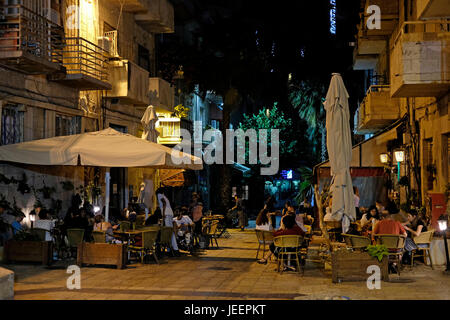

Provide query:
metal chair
left=119, top=221, right=131, bottom=232
left=31, top=228, right=47, bottom=241
left=342, top=234, right=371, bottom=251
left=411, top=230, right=434, bottom=268
left=273, top=235, right=304, bottom=275
left=374, top=234, right=406, bottom=275
left=128, top=230, right=159, bottom=264
left=324, top=221, right=342, bottom=242
left=160, top=226, right=174, bottom=254
left=255, top=229, right=274, bottom=259
left=92, top=230, right=106, bottom=243
left=67, top=228, right=85, bottom=258
left=204, top=219, right=220, bottom=248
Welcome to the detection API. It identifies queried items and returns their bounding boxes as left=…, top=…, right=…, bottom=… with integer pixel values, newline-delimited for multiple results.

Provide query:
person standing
left=156, top=188, right=180, bottom=256
left=233, top=195, right=246, bottom=231
left=353, top=186, right=361, bottom=219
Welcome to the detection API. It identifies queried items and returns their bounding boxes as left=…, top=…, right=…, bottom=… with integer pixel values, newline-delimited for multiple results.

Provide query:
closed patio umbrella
left=141, top=105, right=159, bottom=143
left=323, top=73, right=356, bottom=233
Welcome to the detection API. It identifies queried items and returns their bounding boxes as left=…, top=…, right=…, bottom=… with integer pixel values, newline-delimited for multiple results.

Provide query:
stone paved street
left=3, top=229, right=450, bottom=300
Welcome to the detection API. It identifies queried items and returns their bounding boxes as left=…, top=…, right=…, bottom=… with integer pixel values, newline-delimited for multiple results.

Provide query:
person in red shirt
left=372, top=211, right=407, bottom=241
left=257, top=214, right=305, bottom=264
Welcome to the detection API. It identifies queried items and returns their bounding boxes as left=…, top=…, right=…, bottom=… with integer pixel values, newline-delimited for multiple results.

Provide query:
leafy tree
left=289, top=81, right=327, bottom=163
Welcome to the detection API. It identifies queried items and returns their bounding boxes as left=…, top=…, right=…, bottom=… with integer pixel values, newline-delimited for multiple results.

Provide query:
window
left=138, top=45, right=150, bottom=73
left=109, top=123, right=127, bottom=133
left=1, top=104, right=24, bottom=145
left=55, top=115, right=80, bottom=137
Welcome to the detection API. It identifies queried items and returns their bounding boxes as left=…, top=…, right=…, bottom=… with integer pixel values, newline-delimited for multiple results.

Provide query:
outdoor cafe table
left=113, top=230, right=144, bottom=263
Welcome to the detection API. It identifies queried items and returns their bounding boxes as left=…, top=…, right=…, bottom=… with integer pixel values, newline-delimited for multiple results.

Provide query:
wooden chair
left=92, top=231, right=106, bottom=243
left=160, top=226, right=174, bottom=254
left=411, top=230, right=434, bottom=268
left=342, top=234, right=371, bottom=251
left=67, top=228, right=85, bottom=258
left=273, top=235, right=304, bottom=275
left=255, top=229, right=274, bottom=259
left=374, top=234, right=406, bottom=275
left=128, top=230, right=159, bottom=264
left=324, top=221, right=342, bottom=242
left=119, top=221, right=131, bottom=232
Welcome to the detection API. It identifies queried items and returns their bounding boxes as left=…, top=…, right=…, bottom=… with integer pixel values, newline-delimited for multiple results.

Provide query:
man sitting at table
left=372, top=211, right=407, bottom=240
left=257, top=214, right=305, bottom=265
left=173, top=207, right=195, bottom=248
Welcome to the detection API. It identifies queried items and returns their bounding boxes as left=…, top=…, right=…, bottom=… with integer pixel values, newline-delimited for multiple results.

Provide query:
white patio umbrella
left=323, top=73, right=356, bottom=233
left=141, top=105, right=159, bottom=143
left=0, top=128, right=202, bottom=221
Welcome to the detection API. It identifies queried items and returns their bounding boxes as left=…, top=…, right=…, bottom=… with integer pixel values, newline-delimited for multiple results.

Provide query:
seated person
left=173, top=209, right=195, bottom=235
left=257, top=214, right=305, bottom=265
left=145, top=206, right=162, bottom=226
left=93, top=215, right=119, bottom=243
left=11, top=214, right=25, bottom=235
left=323, top=196, right=342, bottom=222
left=34, top=210, right=56, bottom=242
left=402, top=210, right=428, bottom=264
left=360, top=205, right=380, bottom=236
left=255, top=209, right=273, bottom=231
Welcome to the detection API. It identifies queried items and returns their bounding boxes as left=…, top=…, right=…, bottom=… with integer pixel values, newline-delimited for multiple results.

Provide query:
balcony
left=135, top=0, right=174, bottom=34
left=417, top=0, right=450, bottom=19
left=108, top=0, right=148, bottom=13
left=149, top=77, right=174, bottom=112
left=49, top=37, right=111, bottom=90
left=355, top=85, right=400, bottom=134
left=390, top=21, right=450, bottom=97
left=156, top=117, right=181, bottom=145
left=0, top=5, right=64, bottom=74
left=106, top=60, right=149, bottom=105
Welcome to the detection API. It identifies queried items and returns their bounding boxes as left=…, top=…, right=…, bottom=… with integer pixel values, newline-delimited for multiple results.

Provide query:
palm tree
left=289, top=81, right=327, bottom=162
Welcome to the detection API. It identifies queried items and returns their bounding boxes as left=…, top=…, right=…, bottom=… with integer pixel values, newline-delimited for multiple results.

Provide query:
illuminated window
left=1, top=104, right=24, bottom=145
left=330, top=0, right=337, bottom=35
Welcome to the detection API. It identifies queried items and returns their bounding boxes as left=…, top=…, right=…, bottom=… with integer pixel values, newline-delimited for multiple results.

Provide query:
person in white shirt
left=156, top=188, right=179, bottom=256
left=255, top=209, right=273, bottom=231
left=173, top=209, right=195, bottom=237
left=34, top=210, right=56, bottom=242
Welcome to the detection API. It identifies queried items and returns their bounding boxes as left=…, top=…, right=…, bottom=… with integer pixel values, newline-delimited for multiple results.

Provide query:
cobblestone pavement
left=3, top=229, right=450, bottom=300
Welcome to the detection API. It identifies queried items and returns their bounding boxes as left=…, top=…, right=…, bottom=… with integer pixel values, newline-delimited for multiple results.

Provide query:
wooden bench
left=77, top=243, right=127, bottom=269
left=331, top=249, right=388, bottom=283
left=4, top=240, right=53, bottom=265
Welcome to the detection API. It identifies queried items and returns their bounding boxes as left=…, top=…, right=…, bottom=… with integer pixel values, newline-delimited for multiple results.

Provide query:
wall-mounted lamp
left=394, top=150, right=405, bottom=163
left=29, top=211, right=36, bottom=228
left=379, top=153, right=389, bottom=164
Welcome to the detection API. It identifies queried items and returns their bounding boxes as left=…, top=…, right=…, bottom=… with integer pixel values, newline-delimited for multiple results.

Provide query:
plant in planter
left=60, top=180, right=74, bottom=191
left=37, top=183, right=56, bottom=199
left=366, top=244, right=389, bottom=262
left=172, top=104, right=190, bottom=119
left=17, top=173, right=31, bottom=195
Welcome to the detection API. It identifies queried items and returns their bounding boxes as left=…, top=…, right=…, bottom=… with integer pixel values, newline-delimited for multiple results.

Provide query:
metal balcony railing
left=55, top=37, right=109, bottom=83
left=0, top=5, right=64, bottom=65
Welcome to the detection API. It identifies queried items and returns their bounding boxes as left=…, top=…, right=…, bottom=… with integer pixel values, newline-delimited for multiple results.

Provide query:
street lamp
left=438, top=214, right=450, bottom=274
left=29, top=211, right=36, bottom=229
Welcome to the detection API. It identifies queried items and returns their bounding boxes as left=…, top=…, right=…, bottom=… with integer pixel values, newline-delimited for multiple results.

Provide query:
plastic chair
left=129, top=230, right=159, bottom=264
left=273, top=235, right=304, bottom=275
left=255, top=229, right=274, bottom=259
left=67, top=228, right=85, bottom=258
left=92, top=231, right=106, bottom=243
left=374, top=234, right=406, bottom=275
left=411, top=230, right=434, bottom=268
left=119, top=221, right=131, bottom=232
left=342, top=234, right=371, bottom=250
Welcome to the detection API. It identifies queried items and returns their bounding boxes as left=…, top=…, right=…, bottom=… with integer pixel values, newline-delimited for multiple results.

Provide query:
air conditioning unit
left=104, top=30, right=119, bottom=57
left=97, top=36, right=111, bottom=55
